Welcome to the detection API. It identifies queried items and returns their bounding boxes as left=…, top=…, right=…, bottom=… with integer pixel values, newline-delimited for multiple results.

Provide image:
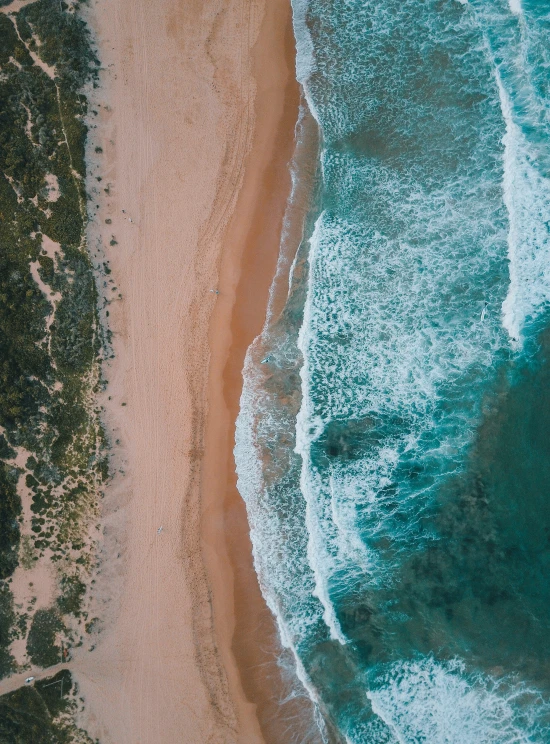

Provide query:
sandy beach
left=70, top=0, right=300, bottom=741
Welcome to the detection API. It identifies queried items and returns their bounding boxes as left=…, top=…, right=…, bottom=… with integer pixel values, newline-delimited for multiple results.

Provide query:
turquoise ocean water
left=236, top=0, right=550, bottom=741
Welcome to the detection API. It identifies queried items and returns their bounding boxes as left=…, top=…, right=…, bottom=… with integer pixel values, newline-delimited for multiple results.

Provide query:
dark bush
left=35, top=669, right=72, bottom=716
left=0, top=15, right=18, bottom=64
left=0, top=686, right=57, bottom=744
left=57, top=574, right=85, bottom=616
left=0, top=584, right=15, bottom=679
left=26, top=608, right=64, bottom=668
left=0, top=464, right=21, bottom=580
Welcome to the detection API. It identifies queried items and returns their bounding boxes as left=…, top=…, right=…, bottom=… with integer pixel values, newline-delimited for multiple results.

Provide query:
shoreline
left=200, top=5, right=316, bottom=742
left=72, top=0, right=304, bottom=742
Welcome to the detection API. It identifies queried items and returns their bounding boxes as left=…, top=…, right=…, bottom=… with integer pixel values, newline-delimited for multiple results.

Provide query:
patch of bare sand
left=0, top=0, right=37, bottom=15
left=69, top=0, right=301, bottom=743
left=6, top=447, right=55, bottom=670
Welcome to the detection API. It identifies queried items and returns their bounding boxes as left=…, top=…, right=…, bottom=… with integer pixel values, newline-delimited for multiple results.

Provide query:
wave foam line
left=295, top=214, right=348, bottom=646
left=234, top=55, right=332, bottom=738
left=368, top=658, right=550, bottom=744
left=496, top=65, right=550, bottom=346
left=498, top=70, right=522, bottom=346
left=235, top=350, right=330, bottom=744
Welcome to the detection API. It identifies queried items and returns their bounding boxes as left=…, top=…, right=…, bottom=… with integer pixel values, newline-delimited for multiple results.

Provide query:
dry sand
left=69, top=0, right=302, bottom=742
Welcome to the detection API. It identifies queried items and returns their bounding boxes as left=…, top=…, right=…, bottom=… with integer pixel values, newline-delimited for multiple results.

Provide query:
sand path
left=70, top=0, right=296, bottom=742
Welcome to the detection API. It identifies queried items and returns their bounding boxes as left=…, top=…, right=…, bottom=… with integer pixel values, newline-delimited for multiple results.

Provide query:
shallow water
left=236, top=0, right=550, bottom=740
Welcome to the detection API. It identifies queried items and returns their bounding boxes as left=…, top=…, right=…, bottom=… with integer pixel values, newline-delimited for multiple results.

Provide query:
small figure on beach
left=209, top=289, right=219, bottom=295
left=157, top=526, right=163, bottom=534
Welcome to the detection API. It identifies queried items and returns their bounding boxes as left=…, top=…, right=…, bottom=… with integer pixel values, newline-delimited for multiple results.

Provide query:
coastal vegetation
left=0, top=669, right=95, bottom=742
left=0, top=0, right=106, bottom=737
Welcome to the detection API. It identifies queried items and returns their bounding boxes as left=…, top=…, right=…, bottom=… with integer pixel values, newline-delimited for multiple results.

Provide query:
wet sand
left=201, top=11, right=323, bottom=744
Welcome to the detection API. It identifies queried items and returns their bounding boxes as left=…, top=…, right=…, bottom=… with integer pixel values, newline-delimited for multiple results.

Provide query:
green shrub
left=0, top=686, right=57, bottom=744
left=26, top=608, right=64, bottom=668
left=0, top=464, right=21, bottom=580
left=57, top=574, right=85, bottom=616
left=51, top=258, right=97, bottom=374
left=0, top=16, right=18, bottom=64
left=38, top=255, right=55, bottom=286
left=19, top=0, right=98, bottom=91
left=35, top=669, right=72, bottom=716
left=0, top=7, right=106, bottom=736
left=0, top=584, right=15, bottom=679
left=0, top=669, right=84, bottom=743
left=0, top=436, right=15, bottom=460
left=46, top=188, right=83, bottom=246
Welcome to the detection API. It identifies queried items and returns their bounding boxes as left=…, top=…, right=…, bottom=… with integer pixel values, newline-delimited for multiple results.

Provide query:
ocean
left=235, top=0, right=550, bottom=741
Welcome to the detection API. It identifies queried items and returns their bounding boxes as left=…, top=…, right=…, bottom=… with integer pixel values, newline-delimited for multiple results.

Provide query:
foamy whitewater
left=236, top=0, right=550, bottom=741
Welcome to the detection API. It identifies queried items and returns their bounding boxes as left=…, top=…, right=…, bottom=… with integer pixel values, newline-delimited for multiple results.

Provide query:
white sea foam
left=290, top=5, right=550, bottom=656
left=296, top=217, right=348, bottom=645
left=368, top=658, right=549, bottom=744
left=265, top=99, right=312, bottom=327
left=466, top=0, right=550, bottom=345
left=235, top=347, right=329, bottom=732
left=238, top=0, right=550, bottom=740
left=498, top=74, right=522, bottom=345
left=290, top=0, right=313, bottom=86
left=290, top=0, right=321, bottom=127
left=234, top=88, right=331, bottom=740
left=495, top=68, right=550, bottom=345
left=292, top=150, right=508, bottom=645
left=235, top=322, right=323, bottom=637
